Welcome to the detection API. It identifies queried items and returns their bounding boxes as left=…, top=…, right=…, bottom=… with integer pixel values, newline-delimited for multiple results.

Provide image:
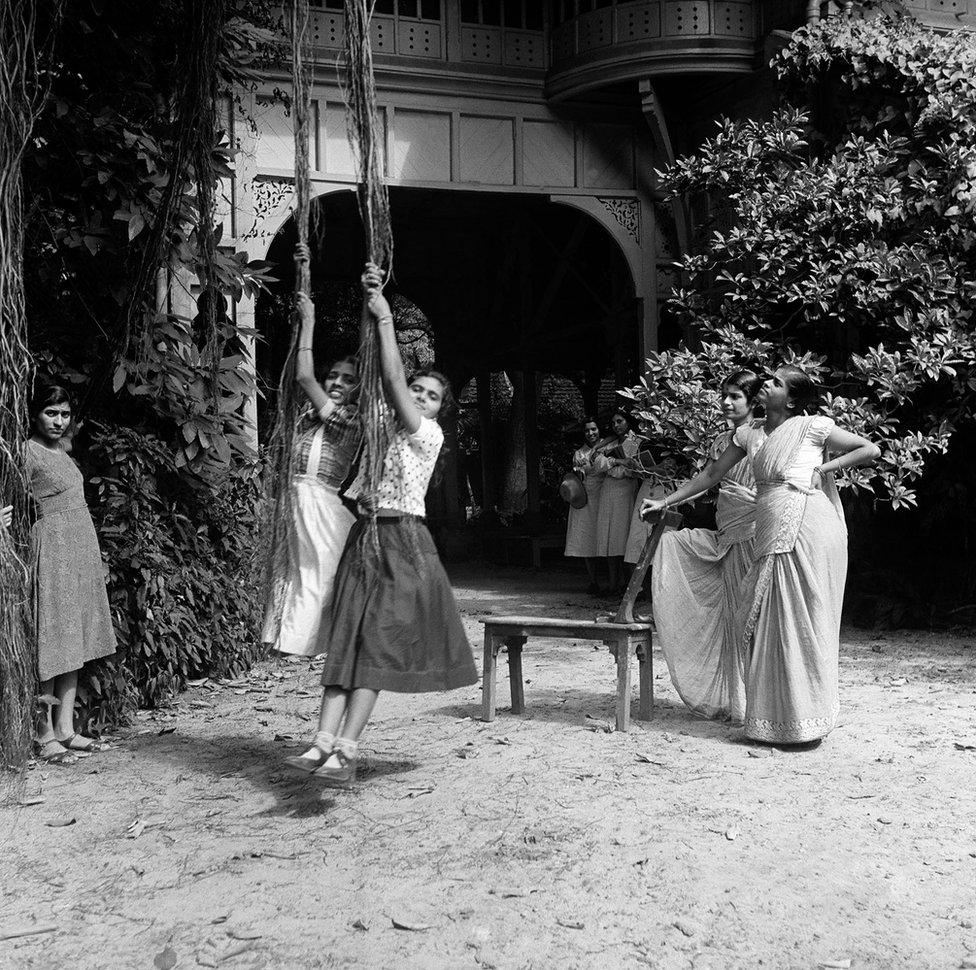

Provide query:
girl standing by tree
left=593, top=409, right=639, bottom=594
left=642, top=366, right=879, bottom=745
left=648, top=370, right=761, bottom=721
left=24, top=379, right=116, bottom=762
left=265, top=245, right=363, bottom=659
left=285, top=263, right=477, bottom=785
left=563, top=417, right=606, bottom=595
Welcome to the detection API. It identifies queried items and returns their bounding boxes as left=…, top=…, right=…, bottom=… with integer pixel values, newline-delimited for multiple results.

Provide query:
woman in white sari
left=643, top=366, right=879, bottom=745
left=648, top=370, right=762, bottom=721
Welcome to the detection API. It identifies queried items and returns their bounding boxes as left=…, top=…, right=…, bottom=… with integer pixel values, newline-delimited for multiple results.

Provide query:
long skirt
left=316, top=517, right=478, bottom=693
left=564, top=474, right=603, bottom=558
left=623, top=480, right=670, bottom=565
left=265, top=479, right=356, bottom=657
left=652, top=530, right=754, bottom=720
left=594, top=475, right=637, bottom=558
left=735, top=491, right=847, bottom=743
left=32, top=508, right=116, bottom=681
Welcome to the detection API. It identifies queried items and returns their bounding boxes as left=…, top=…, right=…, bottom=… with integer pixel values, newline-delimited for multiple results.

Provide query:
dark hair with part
left=780, top=366, right=821, bottom=414
left=408, top=367, right=454, bottom=422
left=609, top=408, right=633, bottom=433
left=29, top=378, right=72, bottom=423
left=721, top=369, right=762, bottom=402
left=582, top=415, right=600, bottom=431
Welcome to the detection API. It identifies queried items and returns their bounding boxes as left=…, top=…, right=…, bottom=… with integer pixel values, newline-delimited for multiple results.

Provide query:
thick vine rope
left=0, top=0, right=61, bottom=773
left=259, top=0, right=314, bottom=637
left=341, top=0, right=399, bottom=562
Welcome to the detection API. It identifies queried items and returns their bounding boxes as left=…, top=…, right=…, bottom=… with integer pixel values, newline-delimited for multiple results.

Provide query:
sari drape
left=652, top=431, right=757, bottom=720
left=735, top=416, right=847, bottom=743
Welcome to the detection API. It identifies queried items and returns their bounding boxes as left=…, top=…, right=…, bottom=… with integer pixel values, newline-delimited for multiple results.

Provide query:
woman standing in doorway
left=648, top=370, right=761, bottom=721
left=642, top=366, right=879, bottom=745
left=563, top=416, right=606, bottom=595
left=593, top=409, right=639, bottom=594
left=25, top=379, right=117, bottom=762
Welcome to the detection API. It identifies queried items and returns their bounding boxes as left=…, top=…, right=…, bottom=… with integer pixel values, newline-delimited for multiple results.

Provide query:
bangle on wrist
left=298, top=345, right=312, bottom=351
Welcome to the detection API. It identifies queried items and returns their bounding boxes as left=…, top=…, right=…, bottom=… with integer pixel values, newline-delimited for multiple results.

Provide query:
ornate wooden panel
left=578, top=8, right=614, bottom=51
left=713, top=1, right=754, bottom=36
left=522, top=119, right=575, bottom=187
left=323, top=103, right=357, bottom=178
left=392, top=109, right=451, bottom=182
left=503, top=29, right=545, bottom=69
left=458, top=116, right=515, bottom=185
left=460, top=25, right=504, bottom=63
left=616, top=3, right=663, bottom=40
left=663, top=1, right=711, bottom=35
left=396, top=19, right=442, bottom=57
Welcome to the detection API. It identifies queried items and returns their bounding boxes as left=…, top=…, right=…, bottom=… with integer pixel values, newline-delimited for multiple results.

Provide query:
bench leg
left=609, top=638, right=631, bottom=732
left=506, top=636, right=526, bottom=714
left=482, top=630, right=501, bottom=723
left=636, top=632, right=653, bottom=721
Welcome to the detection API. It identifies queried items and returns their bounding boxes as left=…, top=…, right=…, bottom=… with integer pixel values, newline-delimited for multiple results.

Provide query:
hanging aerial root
left=258, top=0, right=315, bottom=638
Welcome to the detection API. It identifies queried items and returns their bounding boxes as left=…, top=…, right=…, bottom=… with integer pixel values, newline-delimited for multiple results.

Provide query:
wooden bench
left=480, top=509, right=683, bottom=732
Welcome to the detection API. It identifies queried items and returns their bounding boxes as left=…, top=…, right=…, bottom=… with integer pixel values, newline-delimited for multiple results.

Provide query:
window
left=463, top=0, right=545, bottom=27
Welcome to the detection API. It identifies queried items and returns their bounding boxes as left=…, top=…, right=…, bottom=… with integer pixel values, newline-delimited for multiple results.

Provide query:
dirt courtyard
left=2, top=562, right=975, bottom=970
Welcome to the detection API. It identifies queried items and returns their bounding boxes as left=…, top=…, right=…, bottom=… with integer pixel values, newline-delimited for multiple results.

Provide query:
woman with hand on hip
left=642, top=366, right=879, bottom=745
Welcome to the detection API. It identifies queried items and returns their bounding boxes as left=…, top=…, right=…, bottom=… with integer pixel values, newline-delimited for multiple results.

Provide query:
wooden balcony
left=545, top=1, right=807, bottom=100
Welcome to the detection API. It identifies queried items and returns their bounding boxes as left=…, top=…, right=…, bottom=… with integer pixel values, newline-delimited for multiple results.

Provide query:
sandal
left=57, top=733, right=99, bottom=753
left=34, top=739, right=78, bottom=766
left=284, top=732, right=335, bottom=774
left=314, top=750, right=357, bottom=788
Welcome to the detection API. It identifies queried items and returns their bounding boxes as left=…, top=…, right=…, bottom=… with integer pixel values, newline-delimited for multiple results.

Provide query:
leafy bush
left=77, top=425, right=263, bottom=731
left=628, top=14, right=976, bottom=512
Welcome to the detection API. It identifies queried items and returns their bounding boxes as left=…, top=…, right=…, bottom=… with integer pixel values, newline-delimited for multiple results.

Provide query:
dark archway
left=256, top=187, right=638, bottom=551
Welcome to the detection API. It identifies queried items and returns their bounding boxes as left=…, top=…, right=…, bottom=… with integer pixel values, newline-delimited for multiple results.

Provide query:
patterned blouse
left=293, top=403, right=362, bottom=489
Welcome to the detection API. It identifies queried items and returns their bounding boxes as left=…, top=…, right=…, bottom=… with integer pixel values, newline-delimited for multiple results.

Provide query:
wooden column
left=523, top=368, right=540, bottom=529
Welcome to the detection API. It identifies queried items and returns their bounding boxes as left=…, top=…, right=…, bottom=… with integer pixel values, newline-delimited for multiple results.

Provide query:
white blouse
left=734, top=416, right=834, bottom=489
left=347, top=416, right=444, bottom=517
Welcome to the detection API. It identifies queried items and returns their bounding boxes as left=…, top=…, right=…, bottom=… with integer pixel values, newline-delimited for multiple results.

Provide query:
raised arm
left=362, top=263, right=420, bottom=434
left=640, top=442, right=747, bottom=518
left=293, top=245, right=335, bottom=418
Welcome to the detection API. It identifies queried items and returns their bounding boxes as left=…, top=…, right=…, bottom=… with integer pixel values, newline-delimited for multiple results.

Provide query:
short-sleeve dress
left=593, top=433, right=639, bottom=557
left=564, top=444, right=605, bottom=558
left=27, top=440, right=116, bottom=681
left=315, top=416, right=478, bottom=693
left=265, top=402, right=362, bottom=656
left=732, top=415, right=848, bottom=744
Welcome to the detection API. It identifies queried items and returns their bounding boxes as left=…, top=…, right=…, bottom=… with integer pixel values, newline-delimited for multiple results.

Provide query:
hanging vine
left=0, top=0, right=62, bottom=772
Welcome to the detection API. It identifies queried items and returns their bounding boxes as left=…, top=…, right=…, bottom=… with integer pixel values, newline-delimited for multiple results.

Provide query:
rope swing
left=261, top=0, right=395, bottom=632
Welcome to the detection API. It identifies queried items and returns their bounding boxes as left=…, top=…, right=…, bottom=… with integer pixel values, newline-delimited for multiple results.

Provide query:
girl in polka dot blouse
left=286, top=262, right=477, bottom=787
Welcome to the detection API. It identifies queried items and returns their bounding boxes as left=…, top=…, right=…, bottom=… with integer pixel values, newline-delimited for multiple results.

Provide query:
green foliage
left=633, top=14, right=976, bottom=510
left=78, top=425, right=262, bottom=729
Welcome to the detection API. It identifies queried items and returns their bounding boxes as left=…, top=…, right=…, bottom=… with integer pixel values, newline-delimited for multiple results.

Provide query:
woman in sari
left=642, top=366, right=879, bottom=745
left=647, top=370, right=762, bottom=721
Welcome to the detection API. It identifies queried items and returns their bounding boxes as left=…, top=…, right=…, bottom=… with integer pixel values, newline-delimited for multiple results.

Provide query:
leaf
left=725, top=826, right=740, bottom=841
left=153, top=946, right=177, bottom=970
left=555, top=918, right=584, bottom=930
left=127, top=211, right=145, bottom=241
left=390, top=915, right=434, bottom=932
left=819, top=961, right=852, bottom=969
left=45, top=817, right=76, bottom=828
left=226, top=927, right=262, bottom=941
left=953, top=739, right=976, bottom=751
left=112, top=364, right=127, bottom=394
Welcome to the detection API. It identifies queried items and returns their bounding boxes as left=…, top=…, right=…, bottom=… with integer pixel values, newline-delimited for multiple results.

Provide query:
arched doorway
left=256, top=186, right=638, bottom=553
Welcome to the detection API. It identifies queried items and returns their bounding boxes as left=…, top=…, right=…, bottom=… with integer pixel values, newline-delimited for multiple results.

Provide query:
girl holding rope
left=642, top=366, right=879, bottom=746
left=265, top=244, right=362, bottom=660
left=285, top=263, right=477, bottom=785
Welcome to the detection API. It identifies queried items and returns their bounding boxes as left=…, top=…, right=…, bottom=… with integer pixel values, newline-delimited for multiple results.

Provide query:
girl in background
left=563, top=416, right=606, bottom=595
left=593, top=409, right=638, bottom=594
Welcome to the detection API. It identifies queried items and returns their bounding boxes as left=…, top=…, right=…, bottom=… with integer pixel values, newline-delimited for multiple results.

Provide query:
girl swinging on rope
left=285, top=263, right=477, bottom=786
left=263, top=243, right=362, bottom=660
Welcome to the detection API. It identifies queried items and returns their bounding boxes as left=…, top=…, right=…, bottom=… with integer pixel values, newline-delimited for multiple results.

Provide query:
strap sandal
left=34, top=739, right=78, bottom=766
left=314, top=749, right=357, bottom=788
left=284, top=732, right=335, bottom=774
left=57, top=733, right=99, bottom=753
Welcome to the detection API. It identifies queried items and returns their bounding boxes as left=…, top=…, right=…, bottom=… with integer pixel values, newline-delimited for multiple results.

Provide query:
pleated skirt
left=316, top=517, right=478, bottom=693
left=265, top=480, right=356, bottom=657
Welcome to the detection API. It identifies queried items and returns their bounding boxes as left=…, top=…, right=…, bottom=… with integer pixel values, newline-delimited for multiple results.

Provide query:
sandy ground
left=2, top=562, right=976, bottom=970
